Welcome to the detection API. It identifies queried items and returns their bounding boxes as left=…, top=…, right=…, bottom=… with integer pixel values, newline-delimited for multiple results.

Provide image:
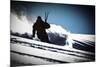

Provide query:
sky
left=11, top=1, right=95, bottom=34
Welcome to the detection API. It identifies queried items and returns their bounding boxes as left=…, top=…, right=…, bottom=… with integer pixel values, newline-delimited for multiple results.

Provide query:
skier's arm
left=33, top=29, right=35, bottom=37
left=44, top=22, right=50, bottom=28
left=32, top=24, right=36, bottom=37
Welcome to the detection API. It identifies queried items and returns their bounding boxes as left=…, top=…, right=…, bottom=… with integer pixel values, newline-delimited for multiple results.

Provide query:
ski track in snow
left=10, top=35, right=95, bottom=66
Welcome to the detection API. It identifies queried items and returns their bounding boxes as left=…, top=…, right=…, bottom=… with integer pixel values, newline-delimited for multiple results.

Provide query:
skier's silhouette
left=32, top=16, right=50, bottom=43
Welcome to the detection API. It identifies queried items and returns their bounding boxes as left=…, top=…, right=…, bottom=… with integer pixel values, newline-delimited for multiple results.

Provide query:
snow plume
left=46, top=24, right=73, bottom=47
left=10, top=12, right=36, bottom=34
left=10, top=12, right=73, bottom=47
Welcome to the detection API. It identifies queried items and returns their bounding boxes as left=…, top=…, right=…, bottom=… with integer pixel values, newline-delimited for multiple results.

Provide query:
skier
left=32, top=16, right=50, bottom=43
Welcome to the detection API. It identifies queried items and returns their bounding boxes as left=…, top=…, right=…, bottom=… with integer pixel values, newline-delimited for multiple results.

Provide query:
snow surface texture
left=10, top=34, right=95, bottom=66
left=10, top=13, right=95, bottom=66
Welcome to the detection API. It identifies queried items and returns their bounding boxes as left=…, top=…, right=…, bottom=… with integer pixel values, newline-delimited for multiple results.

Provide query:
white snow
left=11, top=13, right=34, bottom=34
left=11, top=35, right=94, bottom=55
left=10, top=11, right=95, bottom=66
left=11, top=12, right=74, bottom=48
left=71, top=34, right=95, bottom=42
left=11, top=35, right=95, bottom=65
left=47, top=24, right=69, bottom=35
left=10, top=13, right=69, bottom=35
left=11, top=43, right=91, bottom=64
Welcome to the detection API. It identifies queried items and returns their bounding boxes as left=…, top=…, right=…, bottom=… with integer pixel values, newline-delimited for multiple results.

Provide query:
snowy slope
left=10, top=13, right=95, bottom=66
left=11, top=13, right=73, bottom=46
left=10, top=35, right=95, bottom=66
left=11, top=35, right=94, bottom=54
